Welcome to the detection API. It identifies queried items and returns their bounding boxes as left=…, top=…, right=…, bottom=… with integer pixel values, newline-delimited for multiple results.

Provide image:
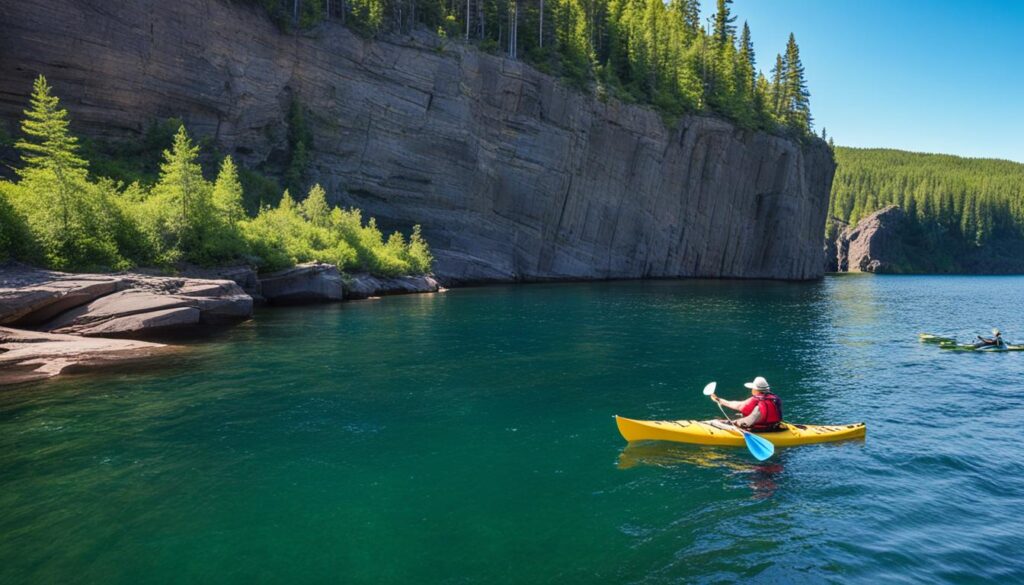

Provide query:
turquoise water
left=2, top=276, right=1023, bottom=584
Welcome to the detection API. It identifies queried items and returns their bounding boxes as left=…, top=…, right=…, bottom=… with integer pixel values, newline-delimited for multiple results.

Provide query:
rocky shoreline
left=0, top=263, right=440, bottom=384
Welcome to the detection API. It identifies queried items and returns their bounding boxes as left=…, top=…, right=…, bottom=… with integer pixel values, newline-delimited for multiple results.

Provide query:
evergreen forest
left=829, top=147, right=1024, bottom=271
left=251, top=0, right=815, bottom=134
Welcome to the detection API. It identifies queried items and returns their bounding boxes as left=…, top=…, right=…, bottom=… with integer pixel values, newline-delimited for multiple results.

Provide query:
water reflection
left=616, top=441, right=786, bottom=499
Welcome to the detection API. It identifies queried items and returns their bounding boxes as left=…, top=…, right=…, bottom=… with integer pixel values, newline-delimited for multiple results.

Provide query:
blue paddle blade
left=743, top=432, right=775, bottom=461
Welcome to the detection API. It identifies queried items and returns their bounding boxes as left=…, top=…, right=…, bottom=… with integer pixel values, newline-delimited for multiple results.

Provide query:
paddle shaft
left=713, top=398, right=749, bottom=436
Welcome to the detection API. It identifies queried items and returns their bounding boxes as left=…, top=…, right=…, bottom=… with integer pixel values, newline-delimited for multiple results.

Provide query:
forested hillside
left=828, top=147, right=1024, bottom=272
left=250, top=0, right=816, bottom=134
left=829, top=148, right=1024, bottom=243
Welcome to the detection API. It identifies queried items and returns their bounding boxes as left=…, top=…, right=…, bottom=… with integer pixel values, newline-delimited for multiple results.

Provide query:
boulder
left=259, top=262, right=344, bottom=304
left=835, top=206, right=907, bottom=273
left=0, top=266, right=253, bottom=338
left=344, top=273, right=441, bottom=300
left=180, top=265, right=263, bottom=300
left=0, top=326, right=168, bottom=384
left=0, top=268, right=122, bottom=325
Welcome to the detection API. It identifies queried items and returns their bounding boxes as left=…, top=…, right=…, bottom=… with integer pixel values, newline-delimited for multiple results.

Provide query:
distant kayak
left=939, top=342, right=1024, bottom=352
left=919, top=333, right=956, bottom=344
left=614, top=416, right=866, bottom=447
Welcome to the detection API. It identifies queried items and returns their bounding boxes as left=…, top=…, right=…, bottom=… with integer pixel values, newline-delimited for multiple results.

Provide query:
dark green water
left=2, top=276, right=1023, bottom=584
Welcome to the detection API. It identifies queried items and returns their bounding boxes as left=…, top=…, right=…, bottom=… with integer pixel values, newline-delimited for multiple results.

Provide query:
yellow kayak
left=614, top=416, right=866, bottom=448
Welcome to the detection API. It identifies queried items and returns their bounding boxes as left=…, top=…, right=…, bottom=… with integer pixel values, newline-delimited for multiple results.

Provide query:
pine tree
left=301, top=183, right=330, bottom=227
left=16, top=76, right=87, bottom=177
left=782, top=33, right=811, bottom=132
left=150, top=125, right=212, bottom=257
left=212, top=156, right=246, bottom=225
left=769, top=53, right=785, bottom=120
left=753, top=72, right=771, bottom=126
left=723, top=21, right=756, bottom=125
left=405, top=224, right=433, bottom=273
left=12, top=75, right=123, bottom=269
left=668, top=0, right=700, bottom=38
left=738, top=21, right=755, bottom=91
left=712, top=0, right=735, bottom=47
left=15, top=76, right=89, bottom=245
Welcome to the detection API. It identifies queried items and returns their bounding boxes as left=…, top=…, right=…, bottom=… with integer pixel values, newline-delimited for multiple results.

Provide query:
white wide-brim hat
left=744, top=376, right=771, bottom=391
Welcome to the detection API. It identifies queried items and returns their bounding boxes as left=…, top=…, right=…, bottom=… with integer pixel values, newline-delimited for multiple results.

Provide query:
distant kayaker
left=975, top=329, right=1005, bottom=348
left=710, top=376, right=783, bottom=432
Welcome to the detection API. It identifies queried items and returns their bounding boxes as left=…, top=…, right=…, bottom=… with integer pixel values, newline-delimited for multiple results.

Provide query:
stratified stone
left=259, top=262, right=344, bottom=304
left=344, top=273, right=441, bottom=300
left=0, top=266, right=253, bottom=338
left=0, top=269, right=122, bottom=325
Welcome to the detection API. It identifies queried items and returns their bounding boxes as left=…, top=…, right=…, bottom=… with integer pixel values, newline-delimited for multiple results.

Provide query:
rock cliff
left=833, top=206, right=908, bottom=273
left=0, top=0, right=835, bottom=282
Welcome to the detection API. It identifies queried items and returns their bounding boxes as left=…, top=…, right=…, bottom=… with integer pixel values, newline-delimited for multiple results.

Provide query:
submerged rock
left=259, top=262, right=344, bottom=304
left=0, top=326, right=168, bottom=384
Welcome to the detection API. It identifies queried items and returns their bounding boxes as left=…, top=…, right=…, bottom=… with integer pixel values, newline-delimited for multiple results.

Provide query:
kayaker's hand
left=709, top=394, right=719, bottom=403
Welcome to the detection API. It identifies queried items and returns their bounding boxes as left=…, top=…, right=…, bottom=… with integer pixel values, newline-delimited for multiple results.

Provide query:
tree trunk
left=478, top=0, right=485, bottom=39
left=508, top=0, right=517, bottom=58
left=539, top=0, right=543, bottom=48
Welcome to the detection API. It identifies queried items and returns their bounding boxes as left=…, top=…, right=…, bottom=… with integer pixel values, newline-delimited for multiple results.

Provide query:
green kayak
left=919, top=333, right=956, bottom=344
left=939, top=342, right=1024, bottom=352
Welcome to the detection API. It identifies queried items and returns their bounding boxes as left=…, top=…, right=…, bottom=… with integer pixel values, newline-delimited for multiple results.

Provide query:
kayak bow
left=919, top=333, right=956, bottom=344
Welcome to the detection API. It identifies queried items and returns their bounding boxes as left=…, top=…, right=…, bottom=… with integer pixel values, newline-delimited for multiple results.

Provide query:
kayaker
left=710, top=376, right=783, bottom=432
left=975, top=329, right=1005, bottom=348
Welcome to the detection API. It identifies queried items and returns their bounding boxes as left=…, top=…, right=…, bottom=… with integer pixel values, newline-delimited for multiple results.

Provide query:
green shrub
left=4, top=76, right=434, bottom=276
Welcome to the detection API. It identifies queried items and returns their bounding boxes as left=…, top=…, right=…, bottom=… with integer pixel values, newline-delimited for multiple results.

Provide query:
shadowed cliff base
left=825, top=206, right=1024, bottom=275
left=0, top=0, right=835, bottom=283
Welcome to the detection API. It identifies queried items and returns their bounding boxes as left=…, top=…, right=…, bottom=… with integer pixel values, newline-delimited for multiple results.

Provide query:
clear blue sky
left=700, top=0, right=1024, bottom=162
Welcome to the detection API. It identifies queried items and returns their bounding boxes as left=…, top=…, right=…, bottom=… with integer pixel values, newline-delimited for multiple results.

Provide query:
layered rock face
left=833, top=205, right=906, bottom=273
left=0, top=0, right=835, bottom=283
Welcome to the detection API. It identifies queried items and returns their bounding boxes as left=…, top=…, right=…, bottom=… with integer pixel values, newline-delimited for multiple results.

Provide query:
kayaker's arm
left=733, top=408, right=761, bottom=429
left=714, top=396, right=752, bottom=412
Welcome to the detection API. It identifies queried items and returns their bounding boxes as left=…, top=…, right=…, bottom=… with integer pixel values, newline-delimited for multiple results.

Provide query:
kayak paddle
left=702, top=381, right=775, bottom=461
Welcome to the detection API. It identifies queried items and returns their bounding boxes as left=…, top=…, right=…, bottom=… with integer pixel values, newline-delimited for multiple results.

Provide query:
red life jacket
left=741, top=393, right=783, bottom=431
